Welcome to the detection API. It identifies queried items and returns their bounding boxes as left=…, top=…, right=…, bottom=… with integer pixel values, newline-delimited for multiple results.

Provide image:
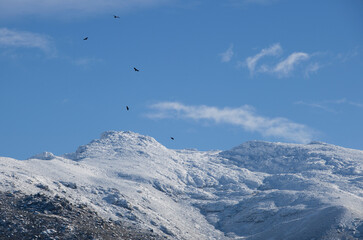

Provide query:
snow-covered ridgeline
left=1, top=131, right=363, bottom=239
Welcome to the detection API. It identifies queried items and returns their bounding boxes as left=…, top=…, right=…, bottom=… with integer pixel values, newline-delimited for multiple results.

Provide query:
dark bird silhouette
left=126, top=106, right=129, bottom=111
left=133, top=67, right=139, bottom=72
left=114, top=15, right=120, bottom=19
left=170, top=137, right=174, bottom=140
left=83, top=37, right=88, bottom=40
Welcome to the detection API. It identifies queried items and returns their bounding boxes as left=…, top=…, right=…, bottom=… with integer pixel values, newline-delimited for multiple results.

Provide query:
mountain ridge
left=1, top=130, right=363, bottom=239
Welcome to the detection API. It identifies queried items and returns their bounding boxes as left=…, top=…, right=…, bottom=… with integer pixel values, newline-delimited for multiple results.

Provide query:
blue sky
left=0, top=0, right=362, bottom=159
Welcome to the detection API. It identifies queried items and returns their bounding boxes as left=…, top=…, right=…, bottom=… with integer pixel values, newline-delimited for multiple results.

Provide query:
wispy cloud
left=245, top=43, right=282, bottom=74
left=295, top=98, right=363, bottom=113
left=325, top=98, right=363, bottom=108
left=0, top=0, right=172, bottom=17
left=336, top=46, right=360, bottom=63
left=148, top=101, right=314, bottom=143
left=244, top=44, right=314, bottom=77
left=294, top=101, right=336, bottom=113
left=273, top=52, right=309, bottom=76
left=0, top=28, right=55, bottom=55
left=220, top=44, right=234, bottom=63
left=304, top=62, right=321, bottom=77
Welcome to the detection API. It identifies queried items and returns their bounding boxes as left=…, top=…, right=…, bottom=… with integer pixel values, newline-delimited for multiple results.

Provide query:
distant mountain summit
left=29, top=151, right=56, bottom=160
left=64, top=131, right=170, bottom=161
left=1, top=131, right=363, bottom=239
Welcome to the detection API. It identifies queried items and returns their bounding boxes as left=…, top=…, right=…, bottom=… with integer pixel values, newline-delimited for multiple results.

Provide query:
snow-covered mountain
left=1, top=131, right=363, bottom=239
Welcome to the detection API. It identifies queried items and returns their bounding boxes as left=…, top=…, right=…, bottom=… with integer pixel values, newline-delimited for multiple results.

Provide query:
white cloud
left=0, top=28, right=55, bottom=55
left=273, top=52, right=309, bottom=76
left=244, top=44, right=315, bottom=77
left=294, top=101, right=336, bottom=113
left=148, top=101, right=314, bottom=143
left=0, top=0, right=172, bottom=17
left=326, top=98, right=363, bottom=108
left=220, top=44, right=234, bottom=63
left=336, top=47, right=360, bottom=63
left=295, top=98, right=363, bottom=113
left=245, top=43, right=282, bottom=74
left=304, top=62, right=321, bottom=77
left=349, top=102, right=363, bottom=108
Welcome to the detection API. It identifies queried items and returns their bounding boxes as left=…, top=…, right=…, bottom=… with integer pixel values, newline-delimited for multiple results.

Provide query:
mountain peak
left=65, top=131, right=168, bottom=161
left=28, top=151, right=56, bottom=160
left=100, top=130, right=137, bottom=140
left=99, top=130, right=157, bottom=144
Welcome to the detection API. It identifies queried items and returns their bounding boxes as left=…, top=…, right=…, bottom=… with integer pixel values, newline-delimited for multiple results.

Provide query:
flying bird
left=170, top=137, right=174, bottom=140
left=83, top=37, right=88, bottom=40
left=133, top=67, right=139, bottom=72
left=126, top=106, right=129, bottom=111
left=114, top=15, right=120, bottom=19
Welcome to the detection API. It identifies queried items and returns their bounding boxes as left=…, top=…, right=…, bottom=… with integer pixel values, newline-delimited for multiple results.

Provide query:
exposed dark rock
left=59, top=181, right=77, bottom=189
left=0, top=191, right=163, bottom=240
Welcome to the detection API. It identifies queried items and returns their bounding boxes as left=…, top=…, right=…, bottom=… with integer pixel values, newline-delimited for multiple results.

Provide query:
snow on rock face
left=1, top=131, right=363, bottom=240
left=220, top=140, right=363, bottom=175
left=214, top=141, right=363, bottom=239
left=29, top=151, right=56, bottom=160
